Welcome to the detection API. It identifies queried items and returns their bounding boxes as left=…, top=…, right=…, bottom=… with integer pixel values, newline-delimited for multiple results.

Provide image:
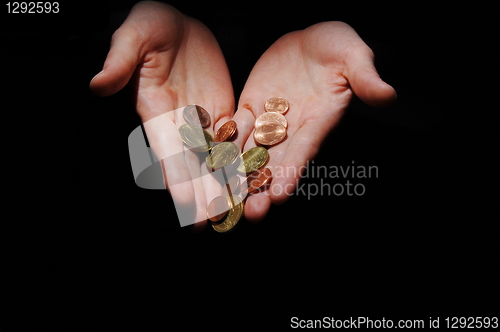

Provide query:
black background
left=0, top=1, right=498, bottom=330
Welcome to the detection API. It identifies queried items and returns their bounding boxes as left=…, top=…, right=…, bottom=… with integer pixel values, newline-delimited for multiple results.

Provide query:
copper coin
left=264, top=97, right=289, bottom=114
left=207, top=196, right=230, bottom=223
left=183, top=105, right=211, bottom=128
left=245, top=167, right=273, bottom=194
left=214, top=120, right=237, bottom=142
left=254, top=112, right=287, bottom=129
left=254, top=123, right=287, bottom=146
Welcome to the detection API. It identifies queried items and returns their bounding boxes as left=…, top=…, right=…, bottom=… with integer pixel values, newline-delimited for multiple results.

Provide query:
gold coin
left=183, top=105, right=211, bottom=128
left=214, top=120, right=237, bottom=142
left=264, top=97, right=289, bottom=115
left=254, top=123, right=286, bottom=146
left=179, top=123, right=214, bottom=152
left=254, top=112, right=287, bottom=129
left=207, top=196, right=230, bottom=223
left=212, top=195, right=244, bottom=233
left=205, top=142, right=239, bottom=170
left=245, top=167, right=273, bottom=194
left=237, top=146, right=269, bottom=174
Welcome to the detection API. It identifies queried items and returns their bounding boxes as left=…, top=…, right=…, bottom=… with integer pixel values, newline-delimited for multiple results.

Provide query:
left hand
left=232, top=21, right=397, bottom=222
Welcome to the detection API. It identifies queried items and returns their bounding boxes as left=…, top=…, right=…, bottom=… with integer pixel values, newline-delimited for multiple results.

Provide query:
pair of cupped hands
left=90, top=1, right=396, bottom=230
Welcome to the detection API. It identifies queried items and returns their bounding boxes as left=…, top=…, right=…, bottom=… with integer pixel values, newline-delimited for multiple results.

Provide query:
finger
left=232, top=105, right=257, bottom=152
left=244, top=191, right=272, bottom=223
left=89, top=27, right=141, bottom=97
left=143, top=112, right=195, bottom=209
left=183, top=150, right=210, bottom=231
left=231, top=103, right=270, bottom=222
left=345, top=47, right=397, bottom=108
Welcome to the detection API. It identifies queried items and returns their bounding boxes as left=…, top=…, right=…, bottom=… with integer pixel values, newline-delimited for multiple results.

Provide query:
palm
left=133, top=12, right=234, bottom=123
left=234, top=22, right=396, bottom=222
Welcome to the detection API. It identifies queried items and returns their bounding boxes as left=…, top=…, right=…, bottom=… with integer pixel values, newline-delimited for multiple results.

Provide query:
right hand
left=90, top=1, right=235, bottom=230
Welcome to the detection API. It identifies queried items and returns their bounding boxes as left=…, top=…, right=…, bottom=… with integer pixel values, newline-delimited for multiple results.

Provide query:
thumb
left=90, top=28, right=141, bottom=97
left=346, top=49, right=397, bottom=108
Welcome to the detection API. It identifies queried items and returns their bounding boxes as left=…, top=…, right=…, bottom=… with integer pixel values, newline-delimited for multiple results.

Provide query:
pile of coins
left=254, top=97, right=289, bottom=146
left=177, top=98, right=289, bottom=233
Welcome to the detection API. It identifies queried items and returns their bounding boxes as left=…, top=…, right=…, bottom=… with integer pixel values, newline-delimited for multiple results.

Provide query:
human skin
left=90, top=1, right=396, bottom=228
left=233, top=21, right=396, bottom=222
